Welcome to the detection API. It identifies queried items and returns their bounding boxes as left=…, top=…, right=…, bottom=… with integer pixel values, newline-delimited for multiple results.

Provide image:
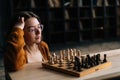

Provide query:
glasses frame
left=27, top=24, right=44, bottom=33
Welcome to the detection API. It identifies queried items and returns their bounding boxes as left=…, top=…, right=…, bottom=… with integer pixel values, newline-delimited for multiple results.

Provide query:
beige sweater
left=4, top=28, right=50, bottom=72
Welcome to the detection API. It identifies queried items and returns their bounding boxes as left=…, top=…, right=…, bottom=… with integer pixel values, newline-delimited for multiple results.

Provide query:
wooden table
left=8, top=49, right=120, bottom=80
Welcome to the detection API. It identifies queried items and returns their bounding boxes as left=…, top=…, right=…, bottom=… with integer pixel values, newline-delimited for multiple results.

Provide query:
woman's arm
left=4, top=27, right=27, bottom=72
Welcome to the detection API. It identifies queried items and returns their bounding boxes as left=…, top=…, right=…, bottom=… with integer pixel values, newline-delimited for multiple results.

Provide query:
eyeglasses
left=27, top=24, right=44, bottom=33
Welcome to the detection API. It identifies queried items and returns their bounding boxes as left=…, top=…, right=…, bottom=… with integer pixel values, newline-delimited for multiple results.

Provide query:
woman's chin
left=36, top=40, right=41, bottom=43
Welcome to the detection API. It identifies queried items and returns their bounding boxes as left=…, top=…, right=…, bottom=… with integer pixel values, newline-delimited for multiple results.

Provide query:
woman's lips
left=35, top=36, right=41, bottom=39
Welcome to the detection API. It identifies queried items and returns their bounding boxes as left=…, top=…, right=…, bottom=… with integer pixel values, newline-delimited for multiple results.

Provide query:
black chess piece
left=73, top=56, right=77, bottom=70
left=86, top=54, right=92, bottom=67
left=73, top=56, right=82, bottom=71
left=85, top=57, right=89, bottom=68
left=95, top=54, right=99, bottom=65
left=95, top=54, right=101, bottom=65
left=103, top=54, right=107, bottom=63
left=93, top=54, right=96, bottom=65
left=91, top=56, right=95, bottom=67
left=77, top=57, right=82, bottom=72
left=81, top=56, right=86, bottom=68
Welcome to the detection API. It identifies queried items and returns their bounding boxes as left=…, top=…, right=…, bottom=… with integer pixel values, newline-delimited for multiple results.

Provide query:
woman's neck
left=26, top=43, right=38, bottom=52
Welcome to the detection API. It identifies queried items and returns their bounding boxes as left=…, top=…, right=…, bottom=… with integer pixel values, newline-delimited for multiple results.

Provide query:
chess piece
left=73, top=48, right=77, bottom=57
left=66, top=49, right=72, bottom=68
left=86, top=54, right=91, bottom=68
left=59, top=59, right=63, bottom=67
left=73, top=48, right=77, bottom=55
left=60, top=50, right=63, bottom=62
left=51, top=57, right=54, bottom=65
left=77, top=57, right=82, bottom=72
left=81, top=55, right=86, bottom=68
left=95, top=54, right=101, bottom=65
left=67, top=59, right=71, bottom=69
left=85, top=57, right=89, bottom=68
left=103, top=54, right=107, bottom=63
left=48, top=55, right=52, bottom=64
left=48, top=55, right=54, bottom=65
left=62, top=50, right=65, bottom=60
left=55, top=55, right=59, bottom=63
left=73, top=56, right=77, bottom=70
left=70, top=49, right=73, bottom=59
left=90, top=55, right=95, bottom=67
left=70, top=49, right=74, bottom=62
left=93, top=54, right=96, bottom=65
left=77, top=50, right=81, bottom=57
left=52, top=53, right=56, bottom=63
left=73, top=56, right=81, bottom=71
left=67, top=50, right=70, bottom=61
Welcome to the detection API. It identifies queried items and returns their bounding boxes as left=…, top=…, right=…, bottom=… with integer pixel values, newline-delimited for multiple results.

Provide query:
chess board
left=42, top=49, right=112, bottom=77
left=42, top=61, right=112, bottom=77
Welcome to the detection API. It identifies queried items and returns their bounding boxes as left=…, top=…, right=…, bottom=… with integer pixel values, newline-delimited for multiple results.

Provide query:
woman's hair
left=7, top=11, right=41, bottom=34
left=11, top=11, right=41, bottom=27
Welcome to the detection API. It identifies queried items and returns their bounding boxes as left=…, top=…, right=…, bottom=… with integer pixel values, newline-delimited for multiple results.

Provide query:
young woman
left=4, top=11, right=51, bottom=72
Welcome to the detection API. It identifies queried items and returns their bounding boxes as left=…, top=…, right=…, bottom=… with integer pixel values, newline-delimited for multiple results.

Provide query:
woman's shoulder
left=39, top=41, right=48, bottom=48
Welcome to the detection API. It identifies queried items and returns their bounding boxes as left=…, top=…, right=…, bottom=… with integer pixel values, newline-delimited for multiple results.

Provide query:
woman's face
left=24, top=17, right=43, bottom=45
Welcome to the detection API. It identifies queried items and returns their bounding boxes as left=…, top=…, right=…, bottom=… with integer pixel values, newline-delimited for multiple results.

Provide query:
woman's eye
left=29, top=28, right=35, bottom=32
left=38, top=26, right=41, bottom=29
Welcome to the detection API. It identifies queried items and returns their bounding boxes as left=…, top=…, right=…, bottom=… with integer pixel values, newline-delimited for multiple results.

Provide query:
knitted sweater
left=4, top=28, right=50, bottom=72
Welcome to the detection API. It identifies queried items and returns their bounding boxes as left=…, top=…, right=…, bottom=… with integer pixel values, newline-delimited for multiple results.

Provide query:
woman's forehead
left=25, top=17, right=40, bottom=27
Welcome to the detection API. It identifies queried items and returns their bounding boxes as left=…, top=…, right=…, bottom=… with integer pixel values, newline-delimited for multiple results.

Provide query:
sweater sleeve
left=4, top=27, right=27, bottom=72
left=39, top=41, right=51, bottom=61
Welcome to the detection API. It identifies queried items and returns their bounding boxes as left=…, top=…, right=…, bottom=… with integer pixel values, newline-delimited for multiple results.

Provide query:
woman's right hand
left=14, top=17, right=25, bottom=29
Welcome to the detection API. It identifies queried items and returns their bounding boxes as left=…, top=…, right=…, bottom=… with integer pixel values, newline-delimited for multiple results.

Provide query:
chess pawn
left=98, top=54, right=101, bottom=61
left=71, top=56, right=74, bottom=63
left=53, top=53, right=56, bottom=57
left=59, top=59, right=63, bottom=67
left=55, top=55, right=59, bottom=64
left=97, top=54, right=101, bottom=64
left=52, top=53, right=56, bottom=63
left=77, top=50, right=81, bottom=57
left=66, top=50, right=72, bottom=68
left=60, top=50, right=63, bottom=60
left=70, top=49, right=74, bottom=62
left=48, top=55, right=52, bottom=64
left=60, top=50, right=64, bottom=63
left=70, top=49, right=74, bottom=60
left=48, top=56, right=54, bottom=65
left=67, top=48, right=70, bottom=54
left=51, top=57, right=54, bottom=65
left=73, top=48, right=77, bottom=57
left=67, top=58, right=71, bottom=69
left=73, top=48, right=77, bottom=54
left=62, top=50, right=65, bottom=60
left=67, top=50, right=70, bottom=61
left=103, top=54, right=107, bottom=63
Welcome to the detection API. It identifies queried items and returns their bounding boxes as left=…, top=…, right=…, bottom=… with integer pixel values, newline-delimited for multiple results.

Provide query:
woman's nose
left=35, top=29, right=41, bottom=35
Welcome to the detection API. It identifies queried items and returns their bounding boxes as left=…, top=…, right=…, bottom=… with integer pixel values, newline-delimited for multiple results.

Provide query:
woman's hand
left=14, top=17, right=25, bottom=29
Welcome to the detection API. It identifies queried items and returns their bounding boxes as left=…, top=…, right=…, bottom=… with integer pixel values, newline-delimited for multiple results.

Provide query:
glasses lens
left=40, top=24, right=44, bottom=31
